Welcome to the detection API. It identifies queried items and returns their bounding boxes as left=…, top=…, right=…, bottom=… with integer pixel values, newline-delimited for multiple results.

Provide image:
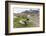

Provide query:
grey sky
left=13, top=7, right=39, bottom=13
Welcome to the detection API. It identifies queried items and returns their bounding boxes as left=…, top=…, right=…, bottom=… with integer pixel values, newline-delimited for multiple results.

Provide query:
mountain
left=22, top=10, right=39, bottom=14
left=13, top=9, right=39, bottom=16
left=22, top=10, right=31, bottom=13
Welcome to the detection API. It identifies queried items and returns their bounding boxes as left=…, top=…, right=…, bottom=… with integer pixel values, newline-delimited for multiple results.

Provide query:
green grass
left=13, top=16, right=34, bottom=28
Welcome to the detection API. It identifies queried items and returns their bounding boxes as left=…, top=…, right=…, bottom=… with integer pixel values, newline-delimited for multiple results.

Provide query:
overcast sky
left=13, top=7, right=39, bottom=13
